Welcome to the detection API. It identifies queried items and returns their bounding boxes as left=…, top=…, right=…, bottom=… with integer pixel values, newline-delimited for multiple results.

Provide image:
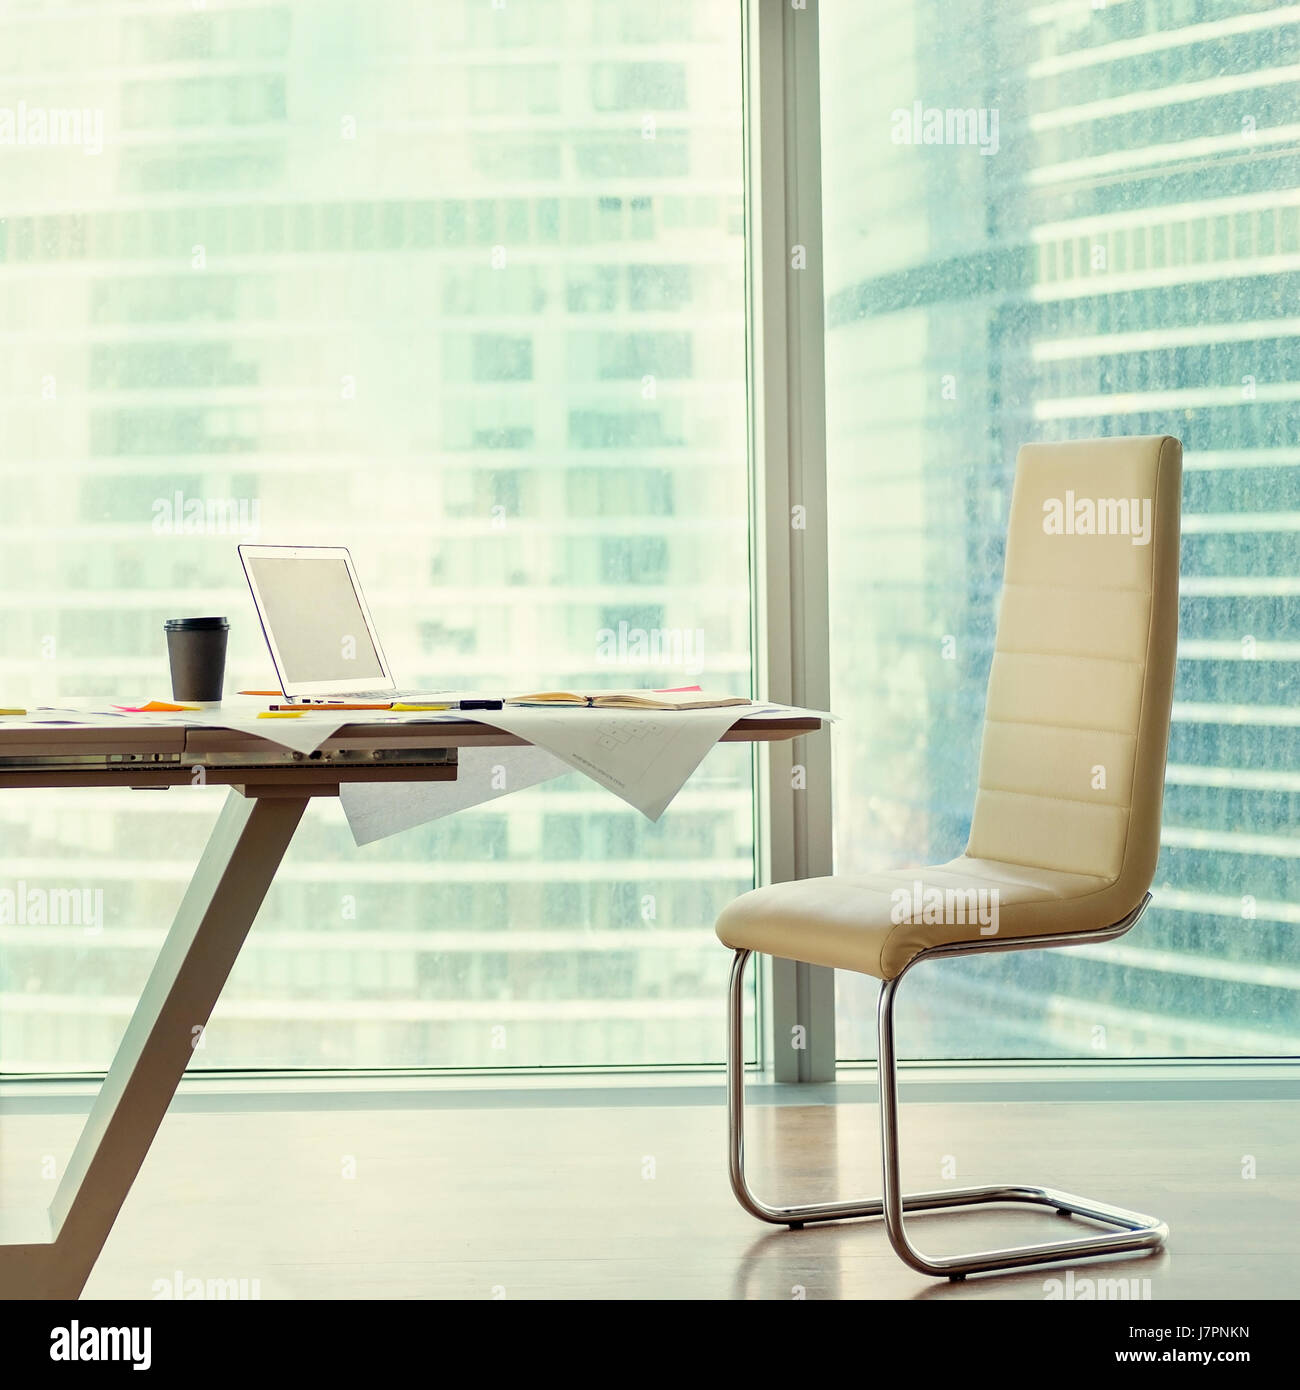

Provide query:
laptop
left=238, top=544, right=451, bottom=704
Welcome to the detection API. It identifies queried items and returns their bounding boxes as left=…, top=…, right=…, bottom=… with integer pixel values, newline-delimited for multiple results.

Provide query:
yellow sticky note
left=257, top=711, right=303, bottom=719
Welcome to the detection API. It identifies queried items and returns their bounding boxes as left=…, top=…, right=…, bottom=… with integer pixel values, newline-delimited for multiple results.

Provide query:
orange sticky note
left=113, top=700, right=200, bottom=713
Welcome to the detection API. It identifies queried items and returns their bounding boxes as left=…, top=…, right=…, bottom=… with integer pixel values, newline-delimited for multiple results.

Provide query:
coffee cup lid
left=164, top=616, right=229, bottom=631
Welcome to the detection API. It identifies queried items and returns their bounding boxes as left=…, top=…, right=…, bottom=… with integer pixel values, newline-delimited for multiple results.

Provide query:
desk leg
left=0, top=789, right=309, bottom=1299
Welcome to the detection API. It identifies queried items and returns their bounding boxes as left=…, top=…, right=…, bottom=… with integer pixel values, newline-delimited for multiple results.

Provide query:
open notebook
left=508, top=691, right=751, bottom=711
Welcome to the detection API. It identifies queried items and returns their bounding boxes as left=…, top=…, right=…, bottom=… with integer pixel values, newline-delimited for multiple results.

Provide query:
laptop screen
left=244, top=554, right=386, bottom=685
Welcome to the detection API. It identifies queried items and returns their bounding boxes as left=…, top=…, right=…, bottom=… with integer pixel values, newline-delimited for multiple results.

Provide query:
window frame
left=742, top=0, right=836, bottom=1082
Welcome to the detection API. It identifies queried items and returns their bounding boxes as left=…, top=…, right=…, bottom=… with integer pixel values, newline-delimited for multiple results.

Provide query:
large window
left=822, top=0, right=1299, bottom=1058
left=6, top=0, right=1292, bottom=1077
left=0, top=1, right=752, bottom=1069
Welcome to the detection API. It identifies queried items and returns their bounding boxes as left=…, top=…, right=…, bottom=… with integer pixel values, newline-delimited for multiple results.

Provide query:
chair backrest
left=966, top=436, right=1182, bottom=908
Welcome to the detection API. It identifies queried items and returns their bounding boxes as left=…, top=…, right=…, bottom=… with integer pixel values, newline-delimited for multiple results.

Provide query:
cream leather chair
left=718, top=435, right=1182, bottom=1280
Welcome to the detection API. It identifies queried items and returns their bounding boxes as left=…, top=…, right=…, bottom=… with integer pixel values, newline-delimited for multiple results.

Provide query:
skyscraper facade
left=0, top=0, right=755, bottom=1071
left=823, top=0, right=1299, bottom=1057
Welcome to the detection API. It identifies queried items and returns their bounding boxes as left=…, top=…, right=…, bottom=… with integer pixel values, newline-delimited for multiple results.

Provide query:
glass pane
left=0, top=0, right=752, bottom=1070
left=821, top=1, right=1298, bottom=1058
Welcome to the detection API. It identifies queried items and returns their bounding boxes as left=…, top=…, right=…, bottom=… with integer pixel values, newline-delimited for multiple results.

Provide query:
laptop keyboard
left=296, top=688, right=452, bottom=701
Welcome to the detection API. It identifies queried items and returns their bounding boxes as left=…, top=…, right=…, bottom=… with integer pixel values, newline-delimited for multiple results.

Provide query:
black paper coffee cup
left=164, top=616, right=229, bottom=703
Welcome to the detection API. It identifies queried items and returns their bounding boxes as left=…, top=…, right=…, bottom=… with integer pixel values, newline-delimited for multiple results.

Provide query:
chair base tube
left=727, top=944, right=1168, bottom=1279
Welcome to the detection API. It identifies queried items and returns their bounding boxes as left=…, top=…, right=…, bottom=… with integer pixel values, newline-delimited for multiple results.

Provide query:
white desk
left=0, top=712, right=820, bottom=1299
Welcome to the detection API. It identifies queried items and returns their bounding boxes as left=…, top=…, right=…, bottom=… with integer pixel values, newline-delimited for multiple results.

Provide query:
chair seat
left=715, top=855, right=1141, bottom=980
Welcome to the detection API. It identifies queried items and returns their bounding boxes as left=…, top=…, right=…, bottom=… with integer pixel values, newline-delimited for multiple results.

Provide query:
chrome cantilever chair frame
left=726, top=894, right=1168, bottom=1280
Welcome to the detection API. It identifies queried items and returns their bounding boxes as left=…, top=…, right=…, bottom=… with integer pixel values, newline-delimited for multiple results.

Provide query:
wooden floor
left=2, top=1096, right=1296, bottom=1299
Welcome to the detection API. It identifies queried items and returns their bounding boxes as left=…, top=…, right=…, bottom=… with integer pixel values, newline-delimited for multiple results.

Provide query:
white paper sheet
left=18, top=701, right=446, bottom=756
left=340, top=743, right=570, bottom=846
left=465, top=704, right=749, bottom=820
left=150, top=707, right=357, bottom=754
left=748, top=701, right=839, bottom=722
left=7, top=701, right=829, bottom=839
left=6, top=708, right=140, bottom=727
left=202, top=706, right=472, bottom=754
